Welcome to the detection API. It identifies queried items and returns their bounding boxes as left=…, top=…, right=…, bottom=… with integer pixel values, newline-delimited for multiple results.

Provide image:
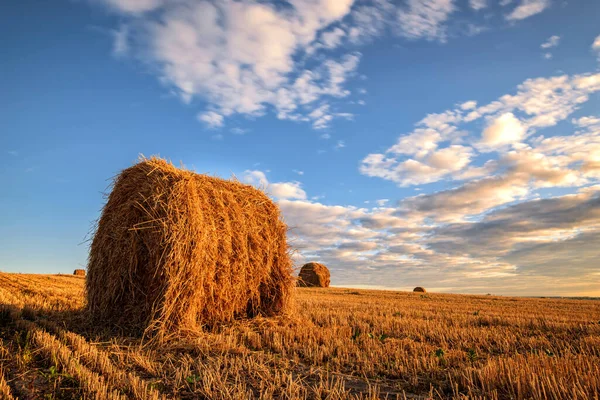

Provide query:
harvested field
left=0, top=272, right=599, bottom=399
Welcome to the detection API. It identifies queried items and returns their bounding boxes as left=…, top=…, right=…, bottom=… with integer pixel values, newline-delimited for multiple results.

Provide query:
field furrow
left=36, top=318, right=168, bottom=400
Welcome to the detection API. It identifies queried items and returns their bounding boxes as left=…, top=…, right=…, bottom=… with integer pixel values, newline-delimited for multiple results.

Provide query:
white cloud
left=270, top=181, right=308, bottom=200
left=103, top=0, right=164, bottom=13
left=198, top=111, right=224, bottom=128
left=506, top=0, right=549, bottom=21
left=572, top=116, right=600, bottom=127
left=335, top=140, right=346, bottom=150
left=480, top=112, right=526, bottom=150
left=375, top=199, right=389, bottom=206
left=467, top=74, right=600, bottom=131
left=103, top=0, right=358, bottom=129
left=573, top=74, right=600, bottom=91
left=396, top=0, right=455, bottom=42
left=320, top=27, right=346, bottom=49
left=304, top=95, right=356, bottom=129
left=95, top=0, right=559, bottom=130
left=531, top=127, right=600, bottom=182
left=242, top=170, right=307, bottom=200
left=426, top=145, right=473, bottom=169
left=469, top=0, right=487, bottom=11
left=361, top=145, right=474, bottom=186
left=460, top=100, right=477, bottom=110
left=541, top=35, right=560, bottom=49
left=360, top=71, right=600, bottom=209
left=540, top=35, right=559, bottom=59
left=593, top=34, right=600, bottom=50
left=388, top=129, right=442, bottom=157
left=593, top=34, right=600, bottom=60
left=309, top=105, right=334, bottom=130
left=242, top=170, right=269, bottom=188
left=346, top=0, right=395, bottom=44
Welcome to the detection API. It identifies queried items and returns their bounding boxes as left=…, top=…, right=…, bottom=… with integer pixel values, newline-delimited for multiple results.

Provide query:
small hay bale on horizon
left=86, top=157, right=295, bottom=340
left=298, top=262, right=330, bottom=288
left=413, top=286, right=427, bottom=293
left=73, top=269, right=86, bottom=277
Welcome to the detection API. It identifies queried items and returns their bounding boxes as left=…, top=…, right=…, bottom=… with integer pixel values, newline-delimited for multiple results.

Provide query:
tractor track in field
left=0, top=304, right=168, bottom=400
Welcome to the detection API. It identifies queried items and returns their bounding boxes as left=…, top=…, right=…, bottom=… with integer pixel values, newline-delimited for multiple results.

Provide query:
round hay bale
left=73, top=269, right=86, bottom=277
left=413, top=286, right=427, bottom=293
left=86, top=157, right=294, bottom=339
left=298, top=262, right=330, bottom=288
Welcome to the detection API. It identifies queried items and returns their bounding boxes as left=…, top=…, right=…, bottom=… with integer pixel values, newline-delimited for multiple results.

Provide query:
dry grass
left=87, top=157, right=294, bottom=341
left=0, top=339, right=15, bottom=400
left=1, top=272, right=599, bottom=399
left=298, top=262, right=331, bottom=288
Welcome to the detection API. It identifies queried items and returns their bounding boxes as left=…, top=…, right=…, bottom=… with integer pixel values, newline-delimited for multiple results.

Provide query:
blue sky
left=2, top=0, right=600, bottom=296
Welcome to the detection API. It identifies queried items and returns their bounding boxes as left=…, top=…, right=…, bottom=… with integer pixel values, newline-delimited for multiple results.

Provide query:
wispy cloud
left=99, top=0, right=359, bottom=129
left=593, top=34, right=600, bottom=60
left=360, top=72, right=600, bottom=187
left=594, top=34, right=600, bottom=50
left=572, top=116, right=600, bottom=128
left=243, top=170, right=307, bottom=200
left=460, top=100, right=477, bottom=110
left=541, top=35, right=560, bottom=49
left=540, top=35, right=559, bottom=59
left=506, top=0, right=550, bottom=21
left=102, top=0, right=164, bottom=14
left=396, top=0, right=455, bottom=42
left=469, top=0, right=488, bottom=11
left=230, top=127, right=248, bottom=135
left=198, top=111, right=224, bottom=128
left=112, top=25, right=129, bottom=56
left=94, top=0, right=553, bottom=130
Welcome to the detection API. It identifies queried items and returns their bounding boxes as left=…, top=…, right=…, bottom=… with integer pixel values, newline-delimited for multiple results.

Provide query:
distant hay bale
left=413, top=287, right=427, bottom=293
left=73, top=269, right=86, bottom=277
left=86, top=157, right=294, bottom=340
left=298, top=262, right=330, bottom=288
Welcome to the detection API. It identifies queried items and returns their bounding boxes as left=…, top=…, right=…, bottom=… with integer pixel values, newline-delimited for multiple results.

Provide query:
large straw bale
left=413, top=287, right=427, bottom=293
left=298, top=262, right=330, bottom=288
left=86, top=157, right=294, bottom=339
left=73, top=269, right=86, bottom=277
